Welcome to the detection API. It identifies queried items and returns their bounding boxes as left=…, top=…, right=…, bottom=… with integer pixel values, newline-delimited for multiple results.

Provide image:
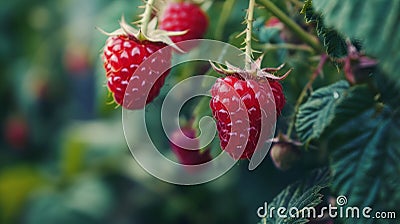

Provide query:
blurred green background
left=0, top=0, right=343, bottom=223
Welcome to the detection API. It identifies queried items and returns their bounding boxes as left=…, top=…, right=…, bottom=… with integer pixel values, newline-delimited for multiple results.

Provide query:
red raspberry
left=4, top=116, right=29, bottom=150
left=269, top=80, right=285, bottom=115
left=170, top=127, right=212, bottom=165
left=265, top=17, right=282, bottom=27
left=210, top=76, right=285, bottom=159
left=103, top=35, right=171, bottom=109
left=159, top=2, right=208, bottom=44
left=64, top=45, right=89, bottom=74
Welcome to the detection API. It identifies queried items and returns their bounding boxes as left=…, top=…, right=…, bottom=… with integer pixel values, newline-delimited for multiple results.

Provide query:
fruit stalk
left=245, top=0, right=256, bottom=70
left=258, top=43, right=314, bottom=53
left=286, top=54, right=327, bottom=137
left=140, top=0, right=156, bottom=36
left=258, top=0, right=324, bottom=53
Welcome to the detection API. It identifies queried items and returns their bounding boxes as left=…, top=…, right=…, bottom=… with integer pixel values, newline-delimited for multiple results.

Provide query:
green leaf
left=254, top=17, right=282, bottom=44
left=261, top=169, right=330, bottom=224
left=325, top=85, right=400, bottom=221
left=301, top=0, right=319, bottom=23
left=296, top=80, right=350, bottom=144
left=319, top=28, right=348, bottom=59
left=374, top=73, right=400, bottom=109
left=313, top=0, right=400, bottom=87
left=301, top=0, right=348, bottom=58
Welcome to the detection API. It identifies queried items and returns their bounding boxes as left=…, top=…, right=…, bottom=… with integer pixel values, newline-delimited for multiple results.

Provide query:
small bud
left=343, top=42, right=377, bottom=84
left=270, top=133, right=301, bottom=171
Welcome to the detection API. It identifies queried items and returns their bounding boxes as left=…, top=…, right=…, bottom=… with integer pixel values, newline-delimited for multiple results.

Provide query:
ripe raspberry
left=159, top=2, right=208, bottom=44
left=269, top=80, right=286, bottom=115
left=4, top=116, right=29, bottom=149
left=210, top=75, right=285, bottom=159
left=103, top=35, right=171, bottom=109
left=170, top=127, right=212, bottom=165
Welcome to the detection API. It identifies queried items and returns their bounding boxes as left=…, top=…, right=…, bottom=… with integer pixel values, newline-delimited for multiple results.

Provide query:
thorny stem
left=245, top=0, right=256, bottom=70
left=258, top=0, right=324, bottom=54
left=140, top=0, right=155, bottom=36
left=286, top=54, right=328, bottom=138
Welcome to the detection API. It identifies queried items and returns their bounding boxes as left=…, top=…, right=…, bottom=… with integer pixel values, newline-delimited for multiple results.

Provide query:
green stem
left=245, top=0, right=256, bottom=70
left=259, top=43, right=314, bottom=53
left=215, top=0, right=236, bottom=40
left=140, top=0, right=155, bottom=36
left=258, top=0, right=323, bottom=54
left=286, top=54, right=327, bottom=138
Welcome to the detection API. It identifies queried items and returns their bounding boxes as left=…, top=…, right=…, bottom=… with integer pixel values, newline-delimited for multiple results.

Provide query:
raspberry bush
left=84, top=0, right=400, bottom=222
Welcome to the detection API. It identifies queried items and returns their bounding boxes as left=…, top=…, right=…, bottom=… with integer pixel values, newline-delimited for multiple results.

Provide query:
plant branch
left=286, top=54, right=328, bottom=138
left=258, top=0, right=323, bottom=54
left=140, top=0, right=155, bottom=36
left=258, top=43, right=314, bottom=53
left=245, top=0, right=256, bottom=70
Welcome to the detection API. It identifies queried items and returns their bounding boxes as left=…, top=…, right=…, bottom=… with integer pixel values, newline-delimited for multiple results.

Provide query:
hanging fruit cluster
left=100, top=0, right=291, bottom=165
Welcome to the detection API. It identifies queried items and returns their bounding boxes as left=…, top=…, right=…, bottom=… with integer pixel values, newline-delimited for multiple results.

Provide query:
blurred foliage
left=0, top=166, right=46, bottom=223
